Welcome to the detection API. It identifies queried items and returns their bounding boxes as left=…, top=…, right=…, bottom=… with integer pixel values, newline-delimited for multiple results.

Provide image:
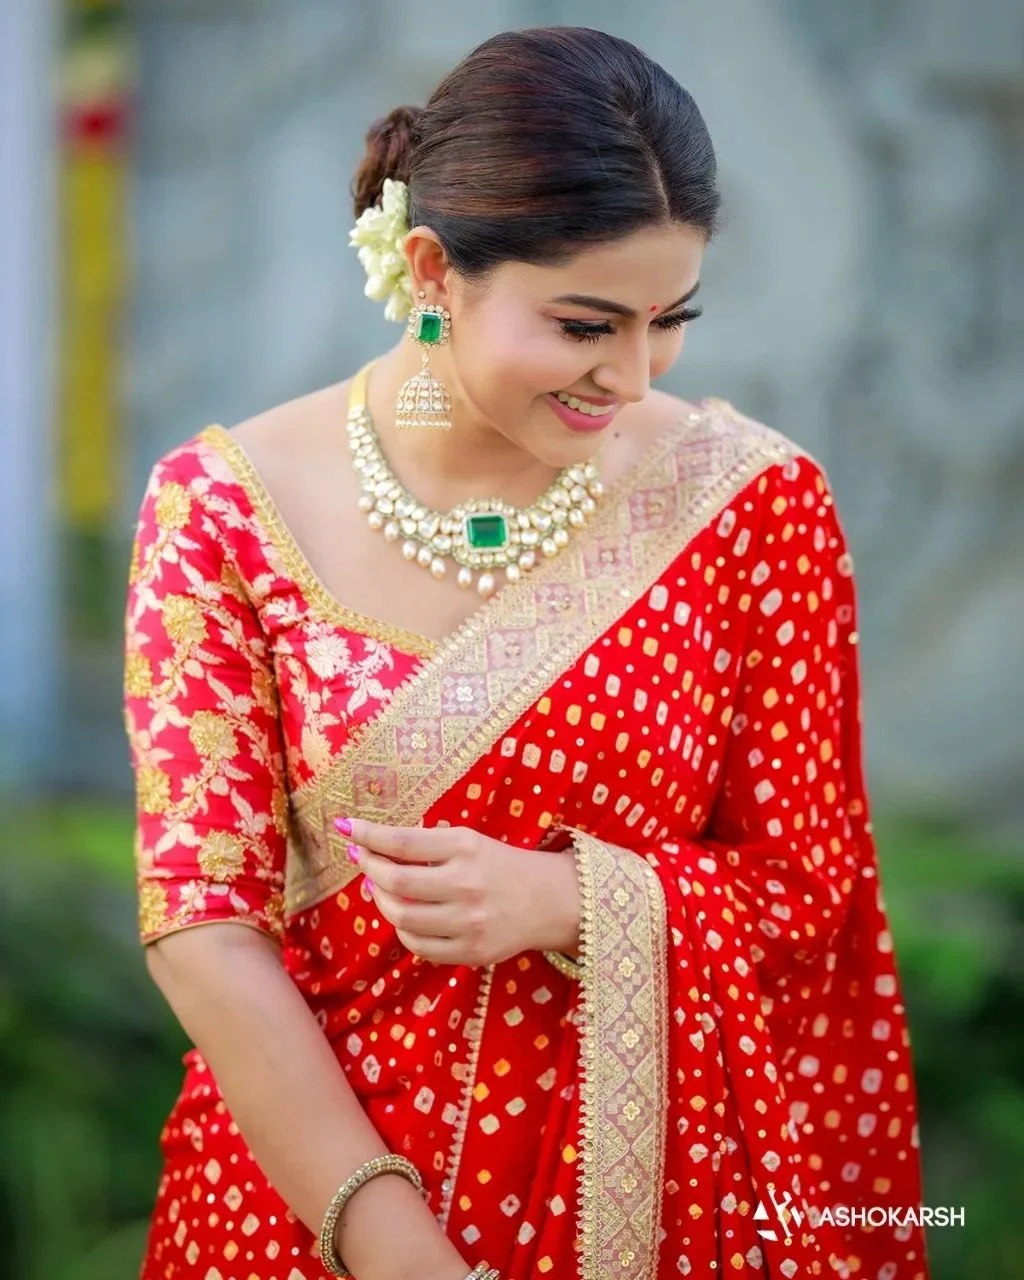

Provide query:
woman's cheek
left=651, top=330, right=687, bottom=379
left=512, top=331, right=584, bottom=396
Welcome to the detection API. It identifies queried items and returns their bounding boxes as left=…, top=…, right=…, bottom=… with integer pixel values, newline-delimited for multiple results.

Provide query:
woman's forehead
left=498, top=225, right=705, bottom=303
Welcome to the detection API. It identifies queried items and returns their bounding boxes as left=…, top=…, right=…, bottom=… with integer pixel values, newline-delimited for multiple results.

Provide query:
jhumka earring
left=395, top=290, right=452, bottom=430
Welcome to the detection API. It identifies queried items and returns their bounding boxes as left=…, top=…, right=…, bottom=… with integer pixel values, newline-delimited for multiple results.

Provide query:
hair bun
left=352, top=105, right=422, bottom=216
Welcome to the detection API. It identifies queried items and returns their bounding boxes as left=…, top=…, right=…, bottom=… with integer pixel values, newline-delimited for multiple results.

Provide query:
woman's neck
left=364, top=341, right=560, bottom=511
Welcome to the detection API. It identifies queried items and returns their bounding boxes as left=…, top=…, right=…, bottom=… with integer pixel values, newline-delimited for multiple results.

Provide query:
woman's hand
left=334, top=817, right=580, bottom=967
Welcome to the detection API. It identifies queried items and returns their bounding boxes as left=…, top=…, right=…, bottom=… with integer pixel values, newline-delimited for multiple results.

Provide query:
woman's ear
left=404, top=226, right=451, bottom=305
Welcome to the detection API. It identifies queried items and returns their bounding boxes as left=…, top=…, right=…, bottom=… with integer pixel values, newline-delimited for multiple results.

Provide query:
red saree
left=125, top=391, right=927, bottom=1279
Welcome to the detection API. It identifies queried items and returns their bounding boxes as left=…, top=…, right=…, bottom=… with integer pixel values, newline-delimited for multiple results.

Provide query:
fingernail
left=347, top=843, right=360, bottom=864
left=334, top=817, right=352, bottom=836
left=365, top=878, right=375, bottom=894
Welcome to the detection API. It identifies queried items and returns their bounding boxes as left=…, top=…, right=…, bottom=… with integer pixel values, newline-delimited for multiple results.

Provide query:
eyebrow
left=549, top=281, right=701, bottom=319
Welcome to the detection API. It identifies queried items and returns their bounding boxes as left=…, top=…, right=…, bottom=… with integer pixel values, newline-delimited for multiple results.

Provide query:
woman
left=124, top=26, right=927, bottom=1280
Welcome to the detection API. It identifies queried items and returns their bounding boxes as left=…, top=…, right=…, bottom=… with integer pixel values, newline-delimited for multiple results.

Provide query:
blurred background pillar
left=58, top=0, right=135, bottom=789
left=59, top=0, right=133, bottom=638
left=0, top=0, right=60, bottom=790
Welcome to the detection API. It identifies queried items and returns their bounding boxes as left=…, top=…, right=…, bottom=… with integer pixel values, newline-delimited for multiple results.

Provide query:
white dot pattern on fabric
left=127, top=415, right=925, bottom=1278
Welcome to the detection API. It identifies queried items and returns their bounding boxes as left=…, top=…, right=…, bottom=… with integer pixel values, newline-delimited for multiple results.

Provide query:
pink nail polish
left=334, top=817, right=352, bottom=836
left=365, top=878, right=375, bottom=894
left=347, top=843, right=360, bottom=864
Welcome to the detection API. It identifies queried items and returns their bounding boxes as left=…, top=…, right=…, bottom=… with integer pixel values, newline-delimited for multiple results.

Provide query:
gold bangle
left=543, top=949, right=583, bottom=980
left=464, top=1267, right=500, bottom=1280
left=318, top=1153, right=425, bottom=1276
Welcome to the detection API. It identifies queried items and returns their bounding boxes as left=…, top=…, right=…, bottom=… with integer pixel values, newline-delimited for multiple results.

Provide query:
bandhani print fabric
left=125, top=384, right=928, bottom=1279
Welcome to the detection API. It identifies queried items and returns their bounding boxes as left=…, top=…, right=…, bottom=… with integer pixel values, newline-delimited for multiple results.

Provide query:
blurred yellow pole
left=59, top=0, right=133, bottom=633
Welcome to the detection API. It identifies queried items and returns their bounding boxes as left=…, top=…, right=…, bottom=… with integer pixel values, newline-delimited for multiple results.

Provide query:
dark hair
left=351, top=27, right=721, bottom=277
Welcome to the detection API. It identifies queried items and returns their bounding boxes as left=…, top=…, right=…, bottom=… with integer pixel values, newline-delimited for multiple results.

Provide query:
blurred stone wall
left=112, top=0, right=1023, bottom=826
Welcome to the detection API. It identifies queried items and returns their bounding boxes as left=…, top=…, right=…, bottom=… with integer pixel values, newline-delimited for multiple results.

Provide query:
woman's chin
left=522, top=414, right=605, bottom=469
left=531, top=438, right=602, bottom=471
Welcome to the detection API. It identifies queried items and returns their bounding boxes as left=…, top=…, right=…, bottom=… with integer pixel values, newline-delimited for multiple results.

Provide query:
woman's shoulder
left=139, top=380, right=349, bottom=530
left=658, top=389, right=824, bottom=477
left=633, top=389, right=836, bottom=519
left=653, top=389, right=806, bottom=457
left=223, top=379, right=348, bottom=472
left=633, top=393, right=852, bottom=583
left=148, top=380, right=346, bottom=483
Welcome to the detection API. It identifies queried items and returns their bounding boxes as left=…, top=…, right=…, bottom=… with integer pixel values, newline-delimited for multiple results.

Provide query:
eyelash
left=558, top=307, right=703, bottom=344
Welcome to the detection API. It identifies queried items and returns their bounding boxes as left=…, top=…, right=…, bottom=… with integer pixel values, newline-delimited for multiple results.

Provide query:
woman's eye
left=654, top=306, right=703, bottom=330
left=558, top=319, right=614, bottom=344
left=558, top=307, right=703, bottom=344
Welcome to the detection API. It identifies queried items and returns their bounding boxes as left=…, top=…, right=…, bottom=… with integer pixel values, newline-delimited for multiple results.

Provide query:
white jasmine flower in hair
left=349, top=177, right=413, bottom=322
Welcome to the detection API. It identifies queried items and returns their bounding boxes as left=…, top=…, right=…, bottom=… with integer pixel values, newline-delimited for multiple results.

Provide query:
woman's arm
left=124, top=452, right=469, bottom=1280
left=147, top=923, right=469, bottom=1280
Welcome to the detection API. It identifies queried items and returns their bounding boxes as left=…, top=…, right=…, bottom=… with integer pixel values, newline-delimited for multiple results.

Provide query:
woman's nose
left=596, top=347, right=651, bottom=404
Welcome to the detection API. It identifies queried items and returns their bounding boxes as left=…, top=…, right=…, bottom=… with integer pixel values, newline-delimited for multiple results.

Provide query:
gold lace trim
left=437, top=965, right=495, bottom=1231
left=571, top=830, right=669, bottom=1280
left=199, top=424, right=440, bottom=661
left=543, top=949, right=583, bottom=980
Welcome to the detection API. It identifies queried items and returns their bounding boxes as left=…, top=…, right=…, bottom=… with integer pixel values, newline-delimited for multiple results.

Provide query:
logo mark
left=753, top=1188, right=804, bottom=1242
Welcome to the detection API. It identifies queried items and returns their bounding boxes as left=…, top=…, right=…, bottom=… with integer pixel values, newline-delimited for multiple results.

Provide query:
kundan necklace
left=347, top=363, right=605, bottom=598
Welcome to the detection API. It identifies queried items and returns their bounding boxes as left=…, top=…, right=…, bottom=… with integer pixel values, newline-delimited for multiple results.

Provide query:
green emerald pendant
left=464, top=513, right=508, bottom=550
left=415, top=310, right=444, bottom=344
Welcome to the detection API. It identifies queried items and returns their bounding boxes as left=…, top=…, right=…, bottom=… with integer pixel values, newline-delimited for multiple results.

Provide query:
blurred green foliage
left=1, top=803, right=1021, bottom=1279
left=1, top=804, right=186, bottom=1280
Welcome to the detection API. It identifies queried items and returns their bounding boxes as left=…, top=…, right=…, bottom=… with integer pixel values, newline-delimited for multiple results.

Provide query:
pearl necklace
left=346, top=390, right=605, bottom=599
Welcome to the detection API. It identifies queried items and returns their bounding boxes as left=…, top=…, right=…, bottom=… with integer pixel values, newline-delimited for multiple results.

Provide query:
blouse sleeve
left=123, top=448, right=288, bottom=944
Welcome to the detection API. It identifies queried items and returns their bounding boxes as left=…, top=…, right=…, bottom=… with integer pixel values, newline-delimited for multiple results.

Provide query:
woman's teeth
left=554, top=391, right=615, bottom=417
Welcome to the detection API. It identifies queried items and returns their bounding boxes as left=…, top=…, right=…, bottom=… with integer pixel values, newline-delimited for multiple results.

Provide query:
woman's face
left=434, top=222, right=707, bottom=468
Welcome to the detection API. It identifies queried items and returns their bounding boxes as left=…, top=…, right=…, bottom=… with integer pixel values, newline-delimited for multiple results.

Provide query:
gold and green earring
left=396, top=291, right=452, bottom=430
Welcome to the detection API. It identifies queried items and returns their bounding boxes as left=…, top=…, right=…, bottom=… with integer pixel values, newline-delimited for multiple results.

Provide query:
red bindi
left=649, top=304, right=659, bottom=313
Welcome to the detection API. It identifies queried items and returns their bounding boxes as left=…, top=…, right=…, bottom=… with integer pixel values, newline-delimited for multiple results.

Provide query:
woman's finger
left=371, top=884, right=462, bottom=937
left=394, top=928, right=488, bottom=967
left=342, top=818, right=467, bottom=864
left=356, top=847, right=451, bottom=902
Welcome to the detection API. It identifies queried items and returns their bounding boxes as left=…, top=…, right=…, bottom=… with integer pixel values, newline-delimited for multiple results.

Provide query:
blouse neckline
left=200, top=423, right=441, bottom=660
left=200, top=365, right=707, bottom=661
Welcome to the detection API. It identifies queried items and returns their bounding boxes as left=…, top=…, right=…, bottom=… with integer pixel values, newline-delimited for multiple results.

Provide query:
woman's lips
left=545, top=393, right=620, bottom=434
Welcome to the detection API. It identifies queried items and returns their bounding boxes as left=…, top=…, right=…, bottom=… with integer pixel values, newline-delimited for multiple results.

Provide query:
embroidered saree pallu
left=126, top=398, right=927, bottom=1279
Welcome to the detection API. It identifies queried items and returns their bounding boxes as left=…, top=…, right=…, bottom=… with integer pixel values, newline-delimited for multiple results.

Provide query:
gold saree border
left=199, top=425, right=441, bottom=661
left=437, top=965, right=495, bottom=1231
left=571, top=830, right=668, bottom=1280
left=285, top=402, right=799, bottom=914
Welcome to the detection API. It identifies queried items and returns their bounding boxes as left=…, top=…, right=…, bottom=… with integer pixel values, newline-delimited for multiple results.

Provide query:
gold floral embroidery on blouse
left=124, top=432, right=427, bottom=943
left=124, top=444, right=290, bottom=943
